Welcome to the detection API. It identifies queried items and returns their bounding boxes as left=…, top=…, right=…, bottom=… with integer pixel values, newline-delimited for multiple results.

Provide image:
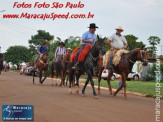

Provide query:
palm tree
left=148, top=36, right=160, bottom=57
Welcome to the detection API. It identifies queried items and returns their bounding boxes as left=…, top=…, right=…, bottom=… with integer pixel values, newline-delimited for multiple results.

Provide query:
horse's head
left=42, top=51, right=48, bottom=63
left=137, top=47, right=148, bottom=66
left=64, top=50, right=71, bottom=62
left=94, top=35, right=106, bottom=56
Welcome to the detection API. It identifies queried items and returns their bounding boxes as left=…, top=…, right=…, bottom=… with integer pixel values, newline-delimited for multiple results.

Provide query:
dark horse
left=98, top=47, right=148, bottom=98
left=69, top=36, right=106, bottom=98
left=0, top=53, right=3, bottom=74
left=51, top=51, right=71, bottom=86
left=33, top=51, right=49, bottom=84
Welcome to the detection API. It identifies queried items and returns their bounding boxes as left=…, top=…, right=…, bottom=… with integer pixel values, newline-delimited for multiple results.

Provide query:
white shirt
left=109, top=33, right=127, bottom=49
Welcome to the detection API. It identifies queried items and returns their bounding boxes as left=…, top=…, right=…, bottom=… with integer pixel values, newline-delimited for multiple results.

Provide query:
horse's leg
left=114, top=73, right=126, bottom=96
left=39, top=71, right=42, bottom=84
left=32, top=69, right=36, bottom=84
left=51, top=64, right=54, bottom=86
left=56, top=75, right=58, bottom=86
left=75, top=71, right=82, bottom=94
left=98, top=68, right=103, bottom=95
left=122, top=74, right=127, bottom=99
left=82, top=78, right=89, bottom=95
left=69, top=69, right=74, bottom=94
left=90, top=78, right=98, bottom=98
left=107, top=70, right=113, bottom=95
left=59, top=71, right=63, bottom=87
left=41, top=70, right=48, bottom=84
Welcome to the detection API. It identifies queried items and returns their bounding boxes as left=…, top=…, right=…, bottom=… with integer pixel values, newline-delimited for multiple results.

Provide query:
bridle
left=140, top=49, right=147, bottom=62
left=129, top=49, right=147, bottom=64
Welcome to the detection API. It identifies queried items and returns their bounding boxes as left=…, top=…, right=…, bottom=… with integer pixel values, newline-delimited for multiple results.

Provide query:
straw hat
left=115, top=26, right=124, bottom=31
left=67, top=48, right=72, bottom=51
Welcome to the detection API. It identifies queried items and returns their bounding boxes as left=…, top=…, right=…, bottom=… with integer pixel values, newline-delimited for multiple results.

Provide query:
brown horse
left=98, top=47, right=148, bottom=98
left=33, top=51, right=49, bottom=84
left=51, top=51, right=71, bottom=86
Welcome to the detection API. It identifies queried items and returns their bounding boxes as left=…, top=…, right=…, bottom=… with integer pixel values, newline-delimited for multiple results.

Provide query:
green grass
left=82, top=79, right=163, bottom=98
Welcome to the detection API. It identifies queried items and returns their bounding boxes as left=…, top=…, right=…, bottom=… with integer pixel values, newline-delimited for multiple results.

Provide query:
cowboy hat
left=88, top=23, right=98, bottom=28
left=67, top=48, right=72, bottom=51
left=115, top=26, right=124, bottom=31
left=59, top=42, right=65, bottom=46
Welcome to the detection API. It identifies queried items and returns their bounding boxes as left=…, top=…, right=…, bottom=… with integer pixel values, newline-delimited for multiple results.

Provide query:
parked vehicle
left=127, top=72, right=141, bottom=81
left=24, top=66, right=33, bottom=76
left=20, top=66, right=27, bottom=75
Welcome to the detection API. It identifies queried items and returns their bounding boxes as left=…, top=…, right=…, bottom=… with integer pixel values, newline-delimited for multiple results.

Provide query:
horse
left=62, top=50, right=72, bottom=86
left=69, top=36, right=106, bottom=98
left=33, top=51, right=49, bottom=84
left=97, top=47, right=148, bottom=98
left=0, top=53, right=3, bottom=74
left=51, top=50, right=71, bottom=86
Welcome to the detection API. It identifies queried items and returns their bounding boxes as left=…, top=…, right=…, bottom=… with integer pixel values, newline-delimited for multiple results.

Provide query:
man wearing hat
left=107, top=26, right=128, bottom=88
left=54, top=42, right=66, bottom=63
left=72, top=23, right=98, bottom=70
left=35, top=41, right=48, bottom=64
left=66, top=48, right=72, bottom=55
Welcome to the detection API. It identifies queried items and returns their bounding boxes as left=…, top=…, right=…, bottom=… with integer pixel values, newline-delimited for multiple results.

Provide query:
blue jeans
left=108, top=52, right=114, bottom=68
left=74, top=44, right=86, bottom=64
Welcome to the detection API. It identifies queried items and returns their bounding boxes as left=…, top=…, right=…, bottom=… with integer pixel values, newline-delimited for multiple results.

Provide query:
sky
left=0, top=0, right=163, bottom=55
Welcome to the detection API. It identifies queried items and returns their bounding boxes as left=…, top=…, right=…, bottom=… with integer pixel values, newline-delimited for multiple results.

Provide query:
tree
left=28, top=30, right=54, bottom=49
left=125, top=34, right=145, bottom=51
left=64, top=36, right=81, bottom=50
left=48, top=36, right=81, bottom=61
left=147, top=36, right=160, bottom=57
left=4, top=46, right=32, bottom=69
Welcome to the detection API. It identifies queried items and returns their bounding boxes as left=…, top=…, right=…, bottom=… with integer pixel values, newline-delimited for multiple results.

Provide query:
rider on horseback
left=106, top=26, right=128, bottom=87
left=107, top=26, right=128, bottom=69
left=35, top=41, right=48, bottom=64
left=72, top=23, right=98, bottom=70
left=53, top=42, right=66, bottom=68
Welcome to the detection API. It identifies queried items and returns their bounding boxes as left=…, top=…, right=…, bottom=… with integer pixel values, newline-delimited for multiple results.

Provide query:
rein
left=89, top=53, right=99, bottom=61
left=129, top=49, right=146, bottom=64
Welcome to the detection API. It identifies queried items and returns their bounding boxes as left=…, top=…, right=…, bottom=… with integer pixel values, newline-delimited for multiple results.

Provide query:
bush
left=144, top=63, right=163, bottom=82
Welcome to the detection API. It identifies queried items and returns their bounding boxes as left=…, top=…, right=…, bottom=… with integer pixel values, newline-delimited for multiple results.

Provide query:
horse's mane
left=127, top=48, right=140, bottom=56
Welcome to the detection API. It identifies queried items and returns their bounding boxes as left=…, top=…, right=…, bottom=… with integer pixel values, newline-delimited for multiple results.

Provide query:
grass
left=81, top=78, right=163, bottom=98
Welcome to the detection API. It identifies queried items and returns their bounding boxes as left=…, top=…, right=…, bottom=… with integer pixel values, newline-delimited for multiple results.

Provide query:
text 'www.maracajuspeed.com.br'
left=2, top=12, right=94, bottom=20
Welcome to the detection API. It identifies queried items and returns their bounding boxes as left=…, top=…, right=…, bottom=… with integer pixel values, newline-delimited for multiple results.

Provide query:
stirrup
left=72, top=63, right=78, bottom=70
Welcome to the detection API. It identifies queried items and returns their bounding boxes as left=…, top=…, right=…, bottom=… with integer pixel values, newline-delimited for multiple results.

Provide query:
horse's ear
left=97, top=35, right=100, bottom=40
left=103, top=36, right=106, bottom=40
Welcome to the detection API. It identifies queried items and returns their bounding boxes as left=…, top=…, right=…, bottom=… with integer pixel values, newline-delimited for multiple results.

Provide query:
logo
left=2, top=105, right=33, bottom=121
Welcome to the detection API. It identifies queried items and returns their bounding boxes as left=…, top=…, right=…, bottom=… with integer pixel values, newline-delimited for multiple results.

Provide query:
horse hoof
left=69, top=89, right=72, bottom=94
left=81, top=94, right=85, bottom=97
left=76, top=90, right=79, bottom=94
left=94, top=96, right=99, bottom=99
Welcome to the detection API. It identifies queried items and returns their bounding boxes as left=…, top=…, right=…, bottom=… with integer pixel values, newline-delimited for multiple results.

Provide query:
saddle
left=103, top=49, right=129, bottom=68
left=70, top=45, right=92, bottom=63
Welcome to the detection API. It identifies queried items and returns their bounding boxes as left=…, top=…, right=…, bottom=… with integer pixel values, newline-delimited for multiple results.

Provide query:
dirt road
left=0, top=72, right=162, bottom=122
